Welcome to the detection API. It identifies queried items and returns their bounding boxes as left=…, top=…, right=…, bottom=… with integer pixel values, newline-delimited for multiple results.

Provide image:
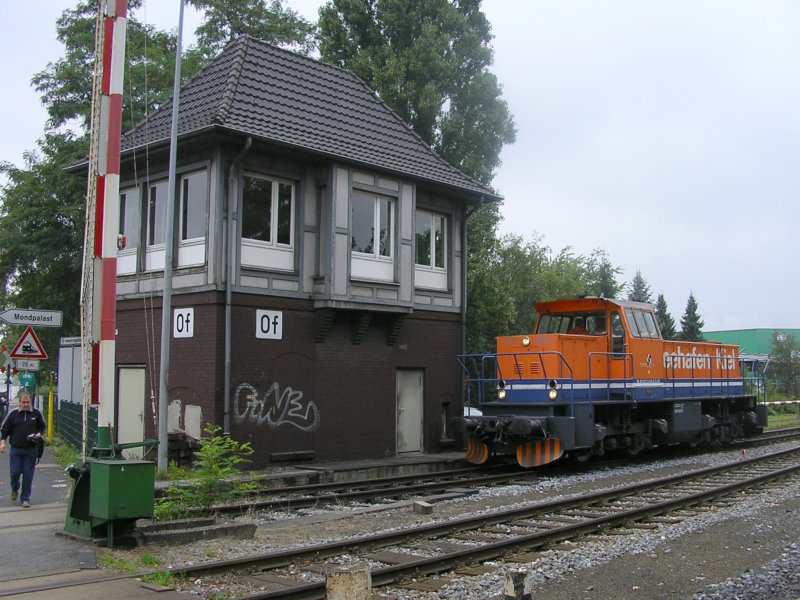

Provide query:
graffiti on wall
left=233, top=381, right=320, bottom=431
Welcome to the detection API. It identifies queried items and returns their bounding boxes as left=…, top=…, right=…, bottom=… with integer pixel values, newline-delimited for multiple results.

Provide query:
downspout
left=461, top=198, right=484, bottom=357
left=224, top=137, right=252, bottom=434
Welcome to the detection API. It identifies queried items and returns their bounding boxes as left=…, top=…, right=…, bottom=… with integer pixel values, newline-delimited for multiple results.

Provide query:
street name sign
left=0, top=308, right=63, bottom=327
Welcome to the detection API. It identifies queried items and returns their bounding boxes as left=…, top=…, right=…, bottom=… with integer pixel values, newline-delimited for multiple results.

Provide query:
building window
left=118, top=186, right=140, bottom=275
left=178, top=171, right=208, bottom=267
left=180, top=171, right=207, bottom=241
left=414, top=209, right=448, bottom=290
left=147, top=180, right=169, bottom=247
left=241, top=173, right=295, bottom=271
left=351, top=191, right=394, bottom=281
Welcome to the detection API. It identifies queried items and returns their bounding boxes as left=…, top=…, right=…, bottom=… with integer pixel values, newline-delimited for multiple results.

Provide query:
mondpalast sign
left=0, top=308, right=63, bottom=327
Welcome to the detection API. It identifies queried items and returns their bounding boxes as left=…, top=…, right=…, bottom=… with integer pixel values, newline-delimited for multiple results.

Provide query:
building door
left=118, top=367, right=146, bottom=459
left=397, top=369, right=423, bottom=454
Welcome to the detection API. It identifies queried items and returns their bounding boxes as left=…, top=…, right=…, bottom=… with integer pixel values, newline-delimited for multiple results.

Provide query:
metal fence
left=40, top=400, right=97, bottom=450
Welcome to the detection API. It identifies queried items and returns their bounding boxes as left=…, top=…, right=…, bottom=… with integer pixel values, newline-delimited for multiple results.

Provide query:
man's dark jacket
left=0, top=407, right=46, bottom=448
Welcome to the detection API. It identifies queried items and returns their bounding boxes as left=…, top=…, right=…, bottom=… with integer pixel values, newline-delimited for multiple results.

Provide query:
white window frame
left=414, top=209, right=448, bottom=290
left=178, top=170, right=208, bottom=267
left=240, top=173, right=296, bottom=272
left=351, top=191, right=395, bottom=281
left=118, top=186, right=140, bottom=275
left=145, top=179, right=168, bottom=272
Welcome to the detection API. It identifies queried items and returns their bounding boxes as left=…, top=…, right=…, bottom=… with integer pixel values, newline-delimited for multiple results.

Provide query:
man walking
left=0, top=390, right=46, bottom=507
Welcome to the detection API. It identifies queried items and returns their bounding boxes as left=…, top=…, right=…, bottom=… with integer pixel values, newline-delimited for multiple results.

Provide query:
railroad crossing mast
left=80, top=0, right=128, bottom=455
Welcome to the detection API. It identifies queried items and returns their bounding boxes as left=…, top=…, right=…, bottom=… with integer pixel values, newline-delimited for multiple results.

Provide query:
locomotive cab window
left=624, top=307, right=661, bottom=339
left=538, top=311, right=607, bottom=335
left=611, top=311, right=626, bottom=356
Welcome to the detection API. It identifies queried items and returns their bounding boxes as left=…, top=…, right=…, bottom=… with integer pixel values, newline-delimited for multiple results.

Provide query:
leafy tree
left=318, top=0, right=516, bottom=185
left=585, top=249, right=624, bottom=299
left=678, top=292, right=705, bottom=341
left=655, top=293, right=677, bottom=340
left=188, top=0, right=316, bottom=59
left=0, top=132, right=88, bottom=359
left=769, top=331, right=800, bottom=398
left=627, top=269, right=653, bottom=304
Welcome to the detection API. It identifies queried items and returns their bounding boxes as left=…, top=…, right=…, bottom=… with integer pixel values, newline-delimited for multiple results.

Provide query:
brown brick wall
left=115, top=293, right=462, bottom=466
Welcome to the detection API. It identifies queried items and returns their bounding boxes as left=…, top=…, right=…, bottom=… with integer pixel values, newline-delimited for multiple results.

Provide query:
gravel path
left=102, top=443, right=800, bottom=599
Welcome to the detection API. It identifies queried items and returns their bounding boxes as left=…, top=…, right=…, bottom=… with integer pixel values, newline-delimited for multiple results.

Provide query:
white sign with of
left=256, top=310, right=283, bottom=339
left=15, top=359, right=39, bottom=371
left=173, top=308, right=195, bottom=338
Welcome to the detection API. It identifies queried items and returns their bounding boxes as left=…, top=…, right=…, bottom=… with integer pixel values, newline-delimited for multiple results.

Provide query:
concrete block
left=504, top=567, right=532, bottom=600
left=412, top=500, right=434, bottom=514
left=326, top=563, right=372, bottom=600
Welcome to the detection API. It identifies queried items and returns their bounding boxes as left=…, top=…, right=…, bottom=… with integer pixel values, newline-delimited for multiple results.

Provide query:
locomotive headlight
left=548, top=388, right=558, bottom=400
left=521, top=336, right=530, bottom=347
left=498, top=389, right=507, bottom=400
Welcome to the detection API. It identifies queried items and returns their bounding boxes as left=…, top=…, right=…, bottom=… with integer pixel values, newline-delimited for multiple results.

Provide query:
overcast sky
left=1, top=1, right=797, bottom=331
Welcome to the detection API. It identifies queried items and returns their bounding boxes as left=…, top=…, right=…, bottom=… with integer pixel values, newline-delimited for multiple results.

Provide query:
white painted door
left=118, top=367, right=146, bottom=459
left=397, top=369, right=423, bottom=454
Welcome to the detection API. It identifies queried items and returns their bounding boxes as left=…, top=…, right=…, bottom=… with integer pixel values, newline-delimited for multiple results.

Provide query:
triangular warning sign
left=10, top=326, right=48, bottom=360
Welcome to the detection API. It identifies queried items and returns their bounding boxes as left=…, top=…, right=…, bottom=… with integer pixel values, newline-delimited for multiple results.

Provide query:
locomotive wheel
left=626, top=446, right=640, bottom=457
left=573, top=449, right=592, bottom=464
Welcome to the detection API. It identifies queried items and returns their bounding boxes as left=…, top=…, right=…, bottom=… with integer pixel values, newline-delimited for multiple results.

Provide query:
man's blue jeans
left=9, top=446, right=37, bottom=503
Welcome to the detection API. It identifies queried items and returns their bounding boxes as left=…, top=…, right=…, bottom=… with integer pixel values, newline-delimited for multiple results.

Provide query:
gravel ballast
left=104, top=443, right=800, bottom=599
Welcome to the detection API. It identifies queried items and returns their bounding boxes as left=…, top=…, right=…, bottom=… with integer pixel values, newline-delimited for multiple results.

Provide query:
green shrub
left=154, top=424, right=256, bottom=520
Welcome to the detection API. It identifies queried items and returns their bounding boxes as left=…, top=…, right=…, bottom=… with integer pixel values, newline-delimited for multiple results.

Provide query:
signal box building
left=112, top=37, right=498, bottom=465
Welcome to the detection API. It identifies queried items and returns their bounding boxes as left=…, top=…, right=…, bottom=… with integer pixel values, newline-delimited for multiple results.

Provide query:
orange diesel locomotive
left=457, top=297, right=767, bottom=467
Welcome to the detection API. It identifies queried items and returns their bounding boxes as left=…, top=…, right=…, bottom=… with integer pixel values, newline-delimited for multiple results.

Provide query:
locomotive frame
left=457, top=297, right=768, bottom=467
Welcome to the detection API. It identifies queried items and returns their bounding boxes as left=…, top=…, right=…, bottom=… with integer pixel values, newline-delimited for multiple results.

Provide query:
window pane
left=415, top=210, right=431, bottom=266
left=277, top=182, right=293, bottom=245
left=242, top=176, right=272, bottom=242
left=633, top=309, right=649, bottom=339
left=148, top=180, right=168, bottom=245
left=624, top=308, right=640, bottom=337
left=643, top=312, right=659, bottom=338
left=181, top=172, right=207, bottom=240
left=434, top=215, right=445, bottom=268
left=119, top=188, right=139, bottom=250
left=378, top=197, right=391, bottom=257
left=351, top=192, right=375, bottom=254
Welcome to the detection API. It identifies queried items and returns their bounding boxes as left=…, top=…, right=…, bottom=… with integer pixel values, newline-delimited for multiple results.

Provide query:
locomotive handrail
left=587, top=351, right=634, bottom=403
left=457, top=351, right=576, bottom=408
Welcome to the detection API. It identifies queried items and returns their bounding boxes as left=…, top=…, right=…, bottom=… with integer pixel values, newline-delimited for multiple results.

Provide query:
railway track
left=188, top=426, right=800, bottom=516
left=20, top=442, right=791, bottom=600
left=169, top=444, right=800, bottom=598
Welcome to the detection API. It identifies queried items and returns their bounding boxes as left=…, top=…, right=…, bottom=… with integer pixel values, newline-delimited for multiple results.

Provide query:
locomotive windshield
left=537, top=311, right=607, bottom=335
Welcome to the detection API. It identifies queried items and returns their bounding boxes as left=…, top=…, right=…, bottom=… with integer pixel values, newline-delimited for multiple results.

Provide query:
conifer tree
left=655, top=294, right=677, bottom=340
left=679, top=292, right=705, bottom=341
left=627, top=269, right=653, bottom=303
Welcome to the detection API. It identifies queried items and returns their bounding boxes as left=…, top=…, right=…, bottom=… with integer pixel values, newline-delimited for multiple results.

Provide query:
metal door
left=117, top=367, right=146, bottom=459
left=397, top=369, right=423, bottom=454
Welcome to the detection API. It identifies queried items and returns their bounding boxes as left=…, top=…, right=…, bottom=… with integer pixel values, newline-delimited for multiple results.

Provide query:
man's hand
left=0, top=440, right=6, bottom=454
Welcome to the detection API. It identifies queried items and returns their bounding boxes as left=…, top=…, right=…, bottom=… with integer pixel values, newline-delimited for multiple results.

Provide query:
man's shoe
left=10, top=490, right=17, bottom=502
left=21, top=501, right=30, bottom=508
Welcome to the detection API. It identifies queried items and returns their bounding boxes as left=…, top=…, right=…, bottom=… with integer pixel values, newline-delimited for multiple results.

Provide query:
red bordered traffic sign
left=10, top=326, right=48, bottom=360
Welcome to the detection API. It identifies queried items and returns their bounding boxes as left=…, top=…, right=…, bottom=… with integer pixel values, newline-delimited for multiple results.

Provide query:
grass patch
left=767, top=411, right=800, bottom=429
left=97, top=553, right=139, bottom=573
left=140, top=570, right=175, bottom=587
left=51, top=438, right=80, bottom=471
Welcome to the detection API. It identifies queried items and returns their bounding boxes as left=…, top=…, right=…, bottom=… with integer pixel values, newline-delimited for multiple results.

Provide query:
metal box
left=88, top=459, right=155, bottom=521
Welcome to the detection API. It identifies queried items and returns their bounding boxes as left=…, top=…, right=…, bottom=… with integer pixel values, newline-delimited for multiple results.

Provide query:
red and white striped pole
left=90, top=0, right=127, bottom=449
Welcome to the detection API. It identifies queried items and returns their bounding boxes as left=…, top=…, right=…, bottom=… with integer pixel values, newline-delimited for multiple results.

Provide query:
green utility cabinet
left=89, top=459, right=155, bottom=520
left=64, top=458, right=155, bottom=547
